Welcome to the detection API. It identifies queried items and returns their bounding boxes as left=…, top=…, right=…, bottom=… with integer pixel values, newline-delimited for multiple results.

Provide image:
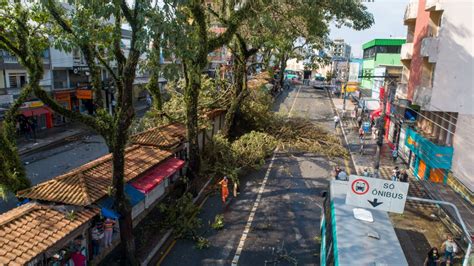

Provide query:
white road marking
left=231, top=86, right=302, bottom=265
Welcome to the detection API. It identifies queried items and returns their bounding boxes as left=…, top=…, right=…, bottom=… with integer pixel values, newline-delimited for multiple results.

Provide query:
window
left=8, top=73, right=27, bottom=89
left=363, top=47, right=376, bottom=59
left=376, top=45, right=401, bottom=54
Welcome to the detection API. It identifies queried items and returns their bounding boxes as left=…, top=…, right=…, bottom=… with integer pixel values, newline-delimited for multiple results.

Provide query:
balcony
left=425, top=0, right=442, bottom=11
left=404, top=2, right=418, bottom=25
left=420, top=37, right=439, bottom=63
left=400, top=43, right=414, bottom=61
left=396, top=82, right=408, bottom=100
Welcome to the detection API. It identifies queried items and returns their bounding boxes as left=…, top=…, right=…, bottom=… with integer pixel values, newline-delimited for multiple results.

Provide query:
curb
left=19, top=130, right=90, bottom=157
left=140, top=177, right=214, bottom=266
left=326, top=89, right=358, bottom=175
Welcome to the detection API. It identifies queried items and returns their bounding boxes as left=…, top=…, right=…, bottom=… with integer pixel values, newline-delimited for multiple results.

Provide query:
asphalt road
left=158, top=86, right=343, bottom=265
left=0, top=106, right=148, bottom=214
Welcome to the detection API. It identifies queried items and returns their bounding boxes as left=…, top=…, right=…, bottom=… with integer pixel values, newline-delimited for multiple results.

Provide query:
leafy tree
left=0, top=0, right=158, bottom=263
left=159, top=0, right=258, bottom=176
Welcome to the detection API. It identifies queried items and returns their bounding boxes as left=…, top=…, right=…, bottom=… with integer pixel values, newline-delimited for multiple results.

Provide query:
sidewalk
left=17, top=122, right=90, bottom=156
left=16, top=100, right=149, bottom=156
left=331, top=96, right=474, bottom=237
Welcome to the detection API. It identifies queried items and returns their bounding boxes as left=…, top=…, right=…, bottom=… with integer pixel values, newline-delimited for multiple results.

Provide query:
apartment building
left=397, top=0, right=474, bottom=194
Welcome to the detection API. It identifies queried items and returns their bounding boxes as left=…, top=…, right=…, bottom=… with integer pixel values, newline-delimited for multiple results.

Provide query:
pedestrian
left=357, top=116, right=363, bottom=129
left=146, top=94, right=152, bottom=107
left=71, top=250, right=86, bottom=266
left=362, top=168, right=370, bottom=177
left=359, top=127, right=365, bottom=140
left=424, top=247, right=440, bottom=266
left=372, top=126, right=378, bottom=140
left=31, top=117, right=37, bottom=142
left=91, top=224, right=104, bottom=256
left=391, top=168, right=399, bottom=182
left=103, top=218, right=115, bottom=247
left=441, top=235, right=458, bottom=265
left=334, top=115, right=340, bottom=129
left=392, top=147, right=398, bottom=162
left=400, top=169, right=409, bottom=183
left=219, top=176, right=229, bottom=204
left=334, top=166, right=342, bottom=179
left=337, top=168, right=348, bottom=181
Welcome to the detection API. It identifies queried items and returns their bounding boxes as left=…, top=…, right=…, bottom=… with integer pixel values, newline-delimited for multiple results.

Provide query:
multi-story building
left=360, top=38, right=405, bottom=99
left=0, top=49, right=54, bottom=129
left=331, top=39, right=351, bottom=60
left=396, top=0, right=473, bottom=195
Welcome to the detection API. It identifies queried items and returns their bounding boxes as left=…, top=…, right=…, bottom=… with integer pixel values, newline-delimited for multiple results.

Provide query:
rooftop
left=17, top=145, right=172, bottom=205
left=130, top=122, right=186, bottom=149
left=362, top=38, right=406, bottom=50
left=0, top=203, right=98, bottom=265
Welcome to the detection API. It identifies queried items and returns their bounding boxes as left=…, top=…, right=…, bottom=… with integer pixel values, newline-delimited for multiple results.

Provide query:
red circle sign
left=351, top=179, right=370, bottom=195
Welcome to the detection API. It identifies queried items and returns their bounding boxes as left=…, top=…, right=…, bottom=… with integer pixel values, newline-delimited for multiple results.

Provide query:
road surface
left=158, top=86, right=344, bottom=265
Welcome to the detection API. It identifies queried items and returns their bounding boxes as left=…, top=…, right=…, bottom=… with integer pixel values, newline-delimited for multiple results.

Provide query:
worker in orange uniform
left=219, top=176, right=229, bottom=204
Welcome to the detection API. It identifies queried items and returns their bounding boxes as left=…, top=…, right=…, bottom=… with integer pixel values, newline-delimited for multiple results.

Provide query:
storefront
left=76, top=86, right=94, bottom=114
left=53, top=90, right=75, bottom=125
left=130, top=158, right=185, bottom=208
left=404, top=127, right=453, bottom=183
left=20, top=100, right=53, bottom=129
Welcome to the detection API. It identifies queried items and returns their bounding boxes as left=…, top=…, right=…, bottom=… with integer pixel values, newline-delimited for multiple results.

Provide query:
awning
left=131, top=158, right=185, bottom=193
left=98, top=184, right=145, bottom=219
left=370, top=108, right=382, bottom=120
left=21, top=107, right=52, bottom=117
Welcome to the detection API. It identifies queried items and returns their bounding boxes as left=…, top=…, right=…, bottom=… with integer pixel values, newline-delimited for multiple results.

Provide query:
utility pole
left=342, top=59, right=350, bottom=111
left=373, top=80, right=396, bottom=178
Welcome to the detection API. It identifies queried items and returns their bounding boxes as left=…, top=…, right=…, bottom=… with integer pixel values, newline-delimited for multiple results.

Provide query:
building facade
left=331, top=39, right=351, bottom=60
left=360, top=38, right=405, bottom=99
left=396, top=0, right=474, bottom=194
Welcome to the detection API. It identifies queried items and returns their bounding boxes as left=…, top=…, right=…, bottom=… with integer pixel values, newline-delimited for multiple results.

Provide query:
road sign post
left=345, top=175, right=409, bottom=214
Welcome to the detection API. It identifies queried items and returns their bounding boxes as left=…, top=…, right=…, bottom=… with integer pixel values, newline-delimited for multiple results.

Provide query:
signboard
left=21, top=100, right=44, bottom=109
left=341, top=82, right=359, bottom=93
left=76, top=89, right=93, bottom=100
left=345, top=175, right=409, bottom=214
left=348, top=62, right=360, bottom=82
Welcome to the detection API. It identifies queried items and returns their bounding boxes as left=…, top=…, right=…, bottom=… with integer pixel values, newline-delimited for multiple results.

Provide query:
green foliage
left=211, top=214, right=224, bottom=230
left=160, top=193, right=202, bottom=239
left=194, top=236, right=210, bottom=250
left=232, top=131, right=277, bottom=169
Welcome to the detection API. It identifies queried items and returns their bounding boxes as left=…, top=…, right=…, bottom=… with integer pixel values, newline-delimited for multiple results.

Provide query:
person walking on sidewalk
left=441, top=235, right=458, bottom=265
left=362, top=168, right=370, bottom=177
left=337, top=168, right=348, bottom=181
left=391, top=167, right=400, bottom=181
left=424, top=247, right=440, bottom=266
left=219, top=176, right=229, bottom=204
left=357, top=116, right=363, bottom=130
left=334, top=115, right=340, bottom=129
left=392, top=147, right=398, bottom=162
left=400, top=169, right=409, bottom=183
left=334, top=166, right=342, bottom=179
left=103, top=218, right=115, bottom=247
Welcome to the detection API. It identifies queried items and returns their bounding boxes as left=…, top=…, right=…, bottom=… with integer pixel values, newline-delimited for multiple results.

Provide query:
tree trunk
left=147, top=74, right=163, bottom=111
left=184, top=62, right=201, bottom=177
left=279, top=53, right=288, bottom=88
left=222, top=56, right=246, bottom=137
left=111, top=125, right=138, bottom=266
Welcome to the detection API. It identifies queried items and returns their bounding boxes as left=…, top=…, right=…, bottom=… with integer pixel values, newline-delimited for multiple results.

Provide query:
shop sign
left=76, top=89, right=93, bottom=99
left=73, top=66, right=90, bottom=74
left=346, top=175, right=409, bottom=214
left=21, top=100, right=44, bottom=109
left=405, top=128, right=453, bottom=169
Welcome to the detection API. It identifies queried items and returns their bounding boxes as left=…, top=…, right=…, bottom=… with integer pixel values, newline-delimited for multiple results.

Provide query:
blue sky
left=330, top=0, right=410, bottom=58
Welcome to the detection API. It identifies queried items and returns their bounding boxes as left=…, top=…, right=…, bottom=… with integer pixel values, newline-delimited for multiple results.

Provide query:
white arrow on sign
left=345, top=175, right=409, bottom=214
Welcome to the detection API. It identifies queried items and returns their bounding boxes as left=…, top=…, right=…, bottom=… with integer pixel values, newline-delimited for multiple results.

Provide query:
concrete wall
left=451, top=114, right=474, bottom=192
left=50, top=48, right=73, bottom=68
left=428, top=1, right=474, bottom=115
left=407, top=0, right=430, bottom=101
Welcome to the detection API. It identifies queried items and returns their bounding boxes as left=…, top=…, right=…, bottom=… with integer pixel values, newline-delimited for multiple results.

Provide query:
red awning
left=130, top=158, right=185, bottom=193
left=370, top=108, right=382, bottom=120
left=21, top=107, right=52, bottom=117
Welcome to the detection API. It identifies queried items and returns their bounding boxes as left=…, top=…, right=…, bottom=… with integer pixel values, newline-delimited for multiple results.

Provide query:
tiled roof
left=204, top=109, right=226, bottom=119
left=130, top=122, right=186, bottom=149
left=0, top=203, right=98, bottom=265
left=17, top=145, right=172, bottom=206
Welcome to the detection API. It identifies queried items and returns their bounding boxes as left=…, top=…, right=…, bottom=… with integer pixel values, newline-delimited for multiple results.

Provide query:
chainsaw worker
left=219, top=176, right=229, bottom=204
